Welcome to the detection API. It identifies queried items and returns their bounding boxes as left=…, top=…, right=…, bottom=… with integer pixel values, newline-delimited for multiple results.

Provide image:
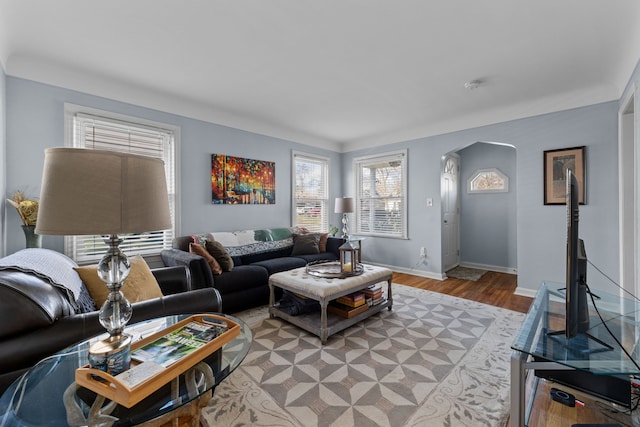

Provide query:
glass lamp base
left=97, top=234, right=132, bottom=336
left=341, top=213, right=350, bottom=240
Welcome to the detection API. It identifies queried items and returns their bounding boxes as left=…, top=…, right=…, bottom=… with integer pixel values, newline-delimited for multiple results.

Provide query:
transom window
left=64, top=104, right=178, bottom=262
left=354, top=150, right=407, bottom=238
left=292, top=152, right=329, bottom=232
left=467, top=168, right=509, bottom=193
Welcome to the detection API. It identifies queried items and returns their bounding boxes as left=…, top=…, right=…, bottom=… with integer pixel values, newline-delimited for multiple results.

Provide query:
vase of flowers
left=7, top=191, right=41, bottom=248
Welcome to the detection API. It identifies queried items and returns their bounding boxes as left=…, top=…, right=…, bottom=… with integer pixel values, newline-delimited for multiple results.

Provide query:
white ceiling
left=1, top=0, right=639, bottom=152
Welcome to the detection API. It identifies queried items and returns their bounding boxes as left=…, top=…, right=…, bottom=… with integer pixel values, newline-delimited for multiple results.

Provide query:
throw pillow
left=74, top=255, right=164, bottom=307
left=291, top=233, right=320, bottom=256
left=318, top=232, right=329, bottom=252
left=189, top=242, right=222, bottom=275
left=205, top=240, right=234, bottom=272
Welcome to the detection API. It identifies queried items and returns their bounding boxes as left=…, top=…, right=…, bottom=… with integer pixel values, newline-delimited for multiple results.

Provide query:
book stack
left=362, top=284, right=385, bottom=306
left=336, top=291, right=366, bottom=308
left=328, top=291, right=368, bottom=318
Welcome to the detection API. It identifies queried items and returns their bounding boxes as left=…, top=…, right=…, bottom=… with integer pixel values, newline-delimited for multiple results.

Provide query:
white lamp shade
left=35, top=148, right=171, bottom=235
left=334, top=197, right=354, bottom=214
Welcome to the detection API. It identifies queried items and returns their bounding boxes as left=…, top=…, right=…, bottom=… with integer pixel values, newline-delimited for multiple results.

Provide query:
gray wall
left=342, top=101, right=619, bottom=294
left=458, top=143, right=517, bottom=271
left=4, top=77, right=342, bottom=255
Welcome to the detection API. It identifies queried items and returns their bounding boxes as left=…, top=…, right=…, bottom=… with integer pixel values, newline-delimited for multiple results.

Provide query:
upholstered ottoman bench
left=268, top=264, right=393, bottom=343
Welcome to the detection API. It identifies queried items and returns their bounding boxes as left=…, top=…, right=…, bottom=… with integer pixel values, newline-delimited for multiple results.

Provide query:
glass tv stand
left=511, top=282, right=640, bottom=426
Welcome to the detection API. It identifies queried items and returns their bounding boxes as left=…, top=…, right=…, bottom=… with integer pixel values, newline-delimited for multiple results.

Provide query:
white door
left=442, top=155, right=460, bottom=271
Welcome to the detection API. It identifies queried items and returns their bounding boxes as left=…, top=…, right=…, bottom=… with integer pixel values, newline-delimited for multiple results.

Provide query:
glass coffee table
left=0, top=313, right=251, bottom=426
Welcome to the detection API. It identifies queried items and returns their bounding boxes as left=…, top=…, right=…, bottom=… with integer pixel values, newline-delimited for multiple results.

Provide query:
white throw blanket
left=0, top=248, right=85, bottom=311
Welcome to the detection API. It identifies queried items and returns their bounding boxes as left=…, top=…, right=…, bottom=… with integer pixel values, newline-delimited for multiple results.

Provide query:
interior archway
left=441, top=141, right=517, bottom=276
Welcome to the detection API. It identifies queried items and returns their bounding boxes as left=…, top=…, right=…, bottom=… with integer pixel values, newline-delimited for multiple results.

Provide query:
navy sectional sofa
left=161, top=228, right=345, bottom=313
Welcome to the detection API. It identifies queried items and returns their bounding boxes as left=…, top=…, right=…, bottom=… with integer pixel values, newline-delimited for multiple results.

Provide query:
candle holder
left=339, top=241, right=361, bottom=274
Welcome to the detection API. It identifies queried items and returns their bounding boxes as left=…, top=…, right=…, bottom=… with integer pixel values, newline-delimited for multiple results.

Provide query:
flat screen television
left=547, top=169, right=612, bottom=353
left=535, top=169, right=628, bottom=409
left=565, top=168, right=589, bottom=338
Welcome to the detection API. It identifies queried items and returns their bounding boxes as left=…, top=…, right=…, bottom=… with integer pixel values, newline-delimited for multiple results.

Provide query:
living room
left=1, top=2, right=640, bottom=426
left=1, top=2, right=639, bottom=300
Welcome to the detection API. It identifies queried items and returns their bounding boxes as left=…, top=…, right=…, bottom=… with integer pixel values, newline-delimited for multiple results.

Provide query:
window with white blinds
left=64, top=107, right=177, bottom=262
left=292, top=152, right=329, bottom=232
left=355, top=150, right=407, bottom=238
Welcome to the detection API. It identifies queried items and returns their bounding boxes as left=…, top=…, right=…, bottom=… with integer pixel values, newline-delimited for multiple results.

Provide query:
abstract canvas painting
left=211, top=154, right=275, bottom=204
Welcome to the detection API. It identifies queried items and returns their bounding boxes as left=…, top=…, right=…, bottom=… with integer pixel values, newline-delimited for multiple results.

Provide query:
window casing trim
left=63, top=103, right=181, bottom=262
left=353, top=149, right=408, bottom=239
left=291, top=151, right=330, bottom=232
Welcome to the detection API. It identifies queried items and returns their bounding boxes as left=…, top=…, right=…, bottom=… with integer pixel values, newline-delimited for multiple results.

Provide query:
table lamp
left=36, top=148, right=171, bottom=371
left=334, top=197, right=354, bottom=240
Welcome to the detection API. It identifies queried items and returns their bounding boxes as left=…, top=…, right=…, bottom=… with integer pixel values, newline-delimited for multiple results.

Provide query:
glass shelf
left=512, top=282, right=640, bottom=375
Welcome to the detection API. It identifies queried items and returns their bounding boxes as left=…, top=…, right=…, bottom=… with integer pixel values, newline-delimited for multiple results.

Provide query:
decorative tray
left=75, top=314, right=240, bottom=408
left=305, top=260, right=364, bottom=278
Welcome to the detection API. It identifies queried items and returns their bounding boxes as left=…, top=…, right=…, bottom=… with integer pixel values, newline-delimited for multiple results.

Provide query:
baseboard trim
left=514, top=286, right=537, bottom=298
left=458, top=262, right=517, bottom=275
left=363, top=261, right=517, bottom=281
left=365, top=261, right=447, bottom=281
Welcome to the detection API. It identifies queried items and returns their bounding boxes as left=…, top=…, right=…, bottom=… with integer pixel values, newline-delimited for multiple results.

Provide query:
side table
left=0, top=313, right=251, bottom=427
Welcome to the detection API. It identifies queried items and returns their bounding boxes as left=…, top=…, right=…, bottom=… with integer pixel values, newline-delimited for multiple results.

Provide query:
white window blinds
left=66, top=110, right=177, bottom=262
left=292, top=152, right=329, bottom=232
left=355, top=150, right=407, bottom=238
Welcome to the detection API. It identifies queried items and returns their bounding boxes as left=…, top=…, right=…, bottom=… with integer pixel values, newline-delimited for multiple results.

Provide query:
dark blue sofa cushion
left=251, top=257, right=307, bottom=275
left=212, top=265, right=269, bottom=295
left=240, top=247, right=292, bottom=264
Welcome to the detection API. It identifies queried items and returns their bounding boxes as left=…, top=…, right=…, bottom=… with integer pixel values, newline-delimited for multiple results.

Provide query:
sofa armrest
left=152, top=265, right=192, bottom=295
left=0, top=270, right=74, bottom=340
left=129, top=288, right=223, bottom=321
left=161, top=248, right=214, bottom=290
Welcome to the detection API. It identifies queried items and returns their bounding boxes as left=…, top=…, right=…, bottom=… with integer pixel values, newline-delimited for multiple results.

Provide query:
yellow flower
left=7, top=191, right=39, bottom=226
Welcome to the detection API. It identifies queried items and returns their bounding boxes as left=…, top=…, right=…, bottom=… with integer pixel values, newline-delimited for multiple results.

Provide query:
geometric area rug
left=201, top=283, right=524, bottom=427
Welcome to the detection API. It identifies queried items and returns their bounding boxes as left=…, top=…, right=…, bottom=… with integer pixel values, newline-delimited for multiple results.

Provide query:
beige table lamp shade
left=36, top=148, right=171, bottom=236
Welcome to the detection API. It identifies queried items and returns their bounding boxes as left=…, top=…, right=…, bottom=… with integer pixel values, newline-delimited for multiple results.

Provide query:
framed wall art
left=211, top=154, right=275, bottom=204
left=543, top=146, right=586, bottom=205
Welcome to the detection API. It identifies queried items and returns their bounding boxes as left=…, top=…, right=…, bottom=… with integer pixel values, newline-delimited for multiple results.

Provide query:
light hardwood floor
left=392, top=270, right=531, bottom=313
left=393, top=270, right=635, bottom=427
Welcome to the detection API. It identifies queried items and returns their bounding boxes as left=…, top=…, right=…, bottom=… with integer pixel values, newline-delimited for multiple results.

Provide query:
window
left=467, top=168, right=509, bottom=193
left=64, top=105, right=178, bottom=262
left=292, top=152, right=329, bottom=232
left=355, top=150, right=407, bottom=238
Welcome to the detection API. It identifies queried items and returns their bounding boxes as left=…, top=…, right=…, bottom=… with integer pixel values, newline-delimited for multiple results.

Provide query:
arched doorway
left=441, top=142, right=517, bottom=275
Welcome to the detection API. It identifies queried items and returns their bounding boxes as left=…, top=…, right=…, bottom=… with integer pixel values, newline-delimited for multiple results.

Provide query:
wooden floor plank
left=392, top=270, right=532, bottom=313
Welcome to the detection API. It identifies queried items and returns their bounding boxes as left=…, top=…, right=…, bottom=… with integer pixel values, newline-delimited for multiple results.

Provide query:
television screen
left=547, top=169, right=612, bottom=355
left=565, top=168, right=589, bottom=338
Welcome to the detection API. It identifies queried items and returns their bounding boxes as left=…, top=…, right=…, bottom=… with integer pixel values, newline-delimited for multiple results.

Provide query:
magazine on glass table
left=75, top=314, right=240, bottom=408
left=131, top=319, right=228, bottom=367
